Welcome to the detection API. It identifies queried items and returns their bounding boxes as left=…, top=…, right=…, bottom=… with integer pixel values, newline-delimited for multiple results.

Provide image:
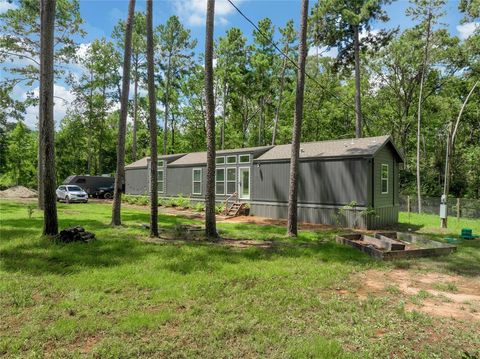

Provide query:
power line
left=226, top=0, right=369, bottom=122
left=228, top=0, right=395, bottom=136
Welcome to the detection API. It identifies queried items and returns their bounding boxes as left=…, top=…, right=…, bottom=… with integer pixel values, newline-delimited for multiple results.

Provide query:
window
left=239, top=154, right=250, bottom=163
left=192, top=168, right=202, bottom=195
left=158, top=169, right=164, bottom=193
left=381, top=164, right=389, bottom=194
left=216, top=156, right=225, bottom=165
left=226, top=155, right=236, bottom=164
left=75, top=178, right=86, bottom=184
left=158, top=160, right=164, bottom=167
left=226, top=167, right=236, bottom=195
left=215, top=168, right=225, bottom=195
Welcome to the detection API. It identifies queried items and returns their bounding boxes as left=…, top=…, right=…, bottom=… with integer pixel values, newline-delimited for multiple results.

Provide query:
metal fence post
left=457, top=198, right=460, bottom=221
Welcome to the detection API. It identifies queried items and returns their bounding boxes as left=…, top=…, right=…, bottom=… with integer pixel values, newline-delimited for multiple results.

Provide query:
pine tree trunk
left=132, top=58, right=138, bottom=161
left=416, top=11, right=432, bottom=214
left=204, top=0, right=217, bottom=238
left=37, top=100, right=44, bottom=210
left=272, top=54, right=288, bottom=145
left=221, top=82, right=227, bottom=150
left=163, top=62, right=171, bottom=155
left=146, top=0, right=158, bottom=237
left=171, top=111, right=176, bottom=151
left=40, top=0, right=58, bottom=235
left=353, top=24, right=362, bottom=138
left=287, top=0, right=308, bottom=237
left=111, top=0, right=135, bottom=226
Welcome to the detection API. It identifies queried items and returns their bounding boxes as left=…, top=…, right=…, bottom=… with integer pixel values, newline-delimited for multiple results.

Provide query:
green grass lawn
left=1, top=199, right=479, bottom=358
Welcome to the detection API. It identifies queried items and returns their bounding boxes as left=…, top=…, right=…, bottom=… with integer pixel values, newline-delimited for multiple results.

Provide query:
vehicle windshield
left=67, top=186, right=83, bottom=192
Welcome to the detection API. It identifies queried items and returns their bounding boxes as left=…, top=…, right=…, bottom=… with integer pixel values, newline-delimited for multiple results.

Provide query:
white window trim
left=157, top=169, right=164, bottom=193
left=215, top=168, right=225, bottom=195
left=192, top=168, right=202, bottom=195
left=239, top=154, right=250, bottom=163
left=216, top=156, right=225, bottom=165
left=226, top=155, right=237, bottom=164
left=158, top=160, right=164, bottom=167
left=238, top=166, right=251, bottom=199
left=381, top=164, right=389, bottom=194
left=226, top=167, right=236, bottom=195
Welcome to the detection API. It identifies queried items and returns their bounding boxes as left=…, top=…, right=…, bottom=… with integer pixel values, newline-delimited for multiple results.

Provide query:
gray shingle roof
left=127, top=136, right=402, bottom=168
left=125, top=154, right=187, bottom=169
left=256, top=135, right=398, bottom=161
left=125, top=157, right=149, bottom=169
left=168, top=145, right=273, bottom=166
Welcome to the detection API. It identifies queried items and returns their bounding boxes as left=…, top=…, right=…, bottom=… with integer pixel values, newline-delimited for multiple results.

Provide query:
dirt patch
left=142, top=236, right=278, bottom=249
left=0, top=186, right=37, bottom=198
left=356, top=269, right=480, bottom=321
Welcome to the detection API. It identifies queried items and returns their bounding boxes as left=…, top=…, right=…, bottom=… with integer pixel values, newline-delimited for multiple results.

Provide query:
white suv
left=56, top=185, right=88, bottom=203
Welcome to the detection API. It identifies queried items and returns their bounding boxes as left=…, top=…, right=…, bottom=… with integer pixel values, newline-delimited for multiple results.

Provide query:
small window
left=215, top=168, right=225, bottom=195
left=381, top=164, right=389, bottom=194
left=226, top=167, right=236, bottom=195
left=158, top=160, right=164, bottom=167
left=192, top=168, right=202, bottom=195
left=75, top=178, right=86, bottom=184
left=226, top=155, right=236, bottom=164
left=158, top=169, right=164, bottom=193
left=216, top=156, right=225, bottom=165
left=239, top=154, right=250, bottom=163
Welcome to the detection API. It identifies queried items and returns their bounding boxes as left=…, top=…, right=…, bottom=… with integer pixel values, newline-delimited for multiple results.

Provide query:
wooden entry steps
left=225, top=202, right=246, bottom=217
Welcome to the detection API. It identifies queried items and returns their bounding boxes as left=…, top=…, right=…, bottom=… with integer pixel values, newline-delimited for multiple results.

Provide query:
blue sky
left=1, top=0, right=478, bottom=128
left=79, top=0, right=469, bottom=51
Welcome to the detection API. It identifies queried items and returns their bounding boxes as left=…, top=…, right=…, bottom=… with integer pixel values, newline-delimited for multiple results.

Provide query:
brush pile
left=56, top=226, right=95, bottom=243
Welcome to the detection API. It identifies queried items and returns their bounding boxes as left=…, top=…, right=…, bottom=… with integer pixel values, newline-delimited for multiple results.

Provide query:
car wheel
left=104, top=192, right=112, bottom=199
left=65, top=196, right=70, bottom=204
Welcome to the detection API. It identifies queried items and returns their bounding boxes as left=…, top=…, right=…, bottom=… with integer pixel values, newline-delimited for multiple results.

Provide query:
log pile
left=56, top=226, right=95, bottom=243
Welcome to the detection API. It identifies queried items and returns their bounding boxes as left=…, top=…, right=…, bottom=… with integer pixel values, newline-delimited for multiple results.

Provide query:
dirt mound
left=0, top=186, right=38, bottom=198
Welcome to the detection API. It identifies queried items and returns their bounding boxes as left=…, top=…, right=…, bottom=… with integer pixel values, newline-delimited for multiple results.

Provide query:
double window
left=381, top=164, right=389, bottom=194
left=192, top=168, right=202, bottom=195
left=215, top=168, right=236, bottom=195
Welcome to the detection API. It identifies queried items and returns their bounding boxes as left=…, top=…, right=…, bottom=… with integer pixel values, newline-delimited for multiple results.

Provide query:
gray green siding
left=252, top=158, right=369, bottom=206
left=165, top=166, right=206, bottom=198
left=125, top=168, right=148, bottom=195
left=373, top=145, right=395, bottom=208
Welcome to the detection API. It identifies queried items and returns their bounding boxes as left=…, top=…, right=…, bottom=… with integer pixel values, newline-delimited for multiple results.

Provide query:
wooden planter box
left=335, top=232, right=456, bottom=260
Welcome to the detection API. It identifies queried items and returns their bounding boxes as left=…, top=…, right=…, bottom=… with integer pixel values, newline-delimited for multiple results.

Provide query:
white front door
left=238, top=167, right=250, bottom=200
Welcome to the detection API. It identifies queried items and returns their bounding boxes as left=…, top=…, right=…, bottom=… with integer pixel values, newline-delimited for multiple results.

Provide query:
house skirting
left=250, top=202, right=399, bottom=229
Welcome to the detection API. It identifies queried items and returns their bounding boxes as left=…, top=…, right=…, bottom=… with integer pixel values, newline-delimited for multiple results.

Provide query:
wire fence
left=399, top=195, right=480, bottom=219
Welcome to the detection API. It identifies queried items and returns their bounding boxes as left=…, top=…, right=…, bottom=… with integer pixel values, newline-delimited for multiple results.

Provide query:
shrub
left=193, top=203, right=204, bottom=212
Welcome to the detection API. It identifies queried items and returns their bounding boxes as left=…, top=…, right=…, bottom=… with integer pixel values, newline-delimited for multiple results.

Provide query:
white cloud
left=457, top=22, right=479, bottom=40
left=22, top=85, right=75, bottom=129
left=172, top=0, right=242, bottom=26
left=0, top=0, right=17, bottom=13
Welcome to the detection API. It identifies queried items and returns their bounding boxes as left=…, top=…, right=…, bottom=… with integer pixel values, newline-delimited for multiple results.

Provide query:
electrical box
left=440, top=204, right=447, bottom=219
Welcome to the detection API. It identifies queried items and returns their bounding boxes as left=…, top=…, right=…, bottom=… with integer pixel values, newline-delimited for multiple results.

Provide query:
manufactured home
left=124, top=135, right=404, bottom=229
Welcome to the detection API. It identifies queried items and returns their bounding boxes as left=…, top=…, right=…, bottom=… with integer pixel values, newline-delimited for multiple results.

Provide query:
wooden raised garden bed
left=335, top=231, right=456, bottom=260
